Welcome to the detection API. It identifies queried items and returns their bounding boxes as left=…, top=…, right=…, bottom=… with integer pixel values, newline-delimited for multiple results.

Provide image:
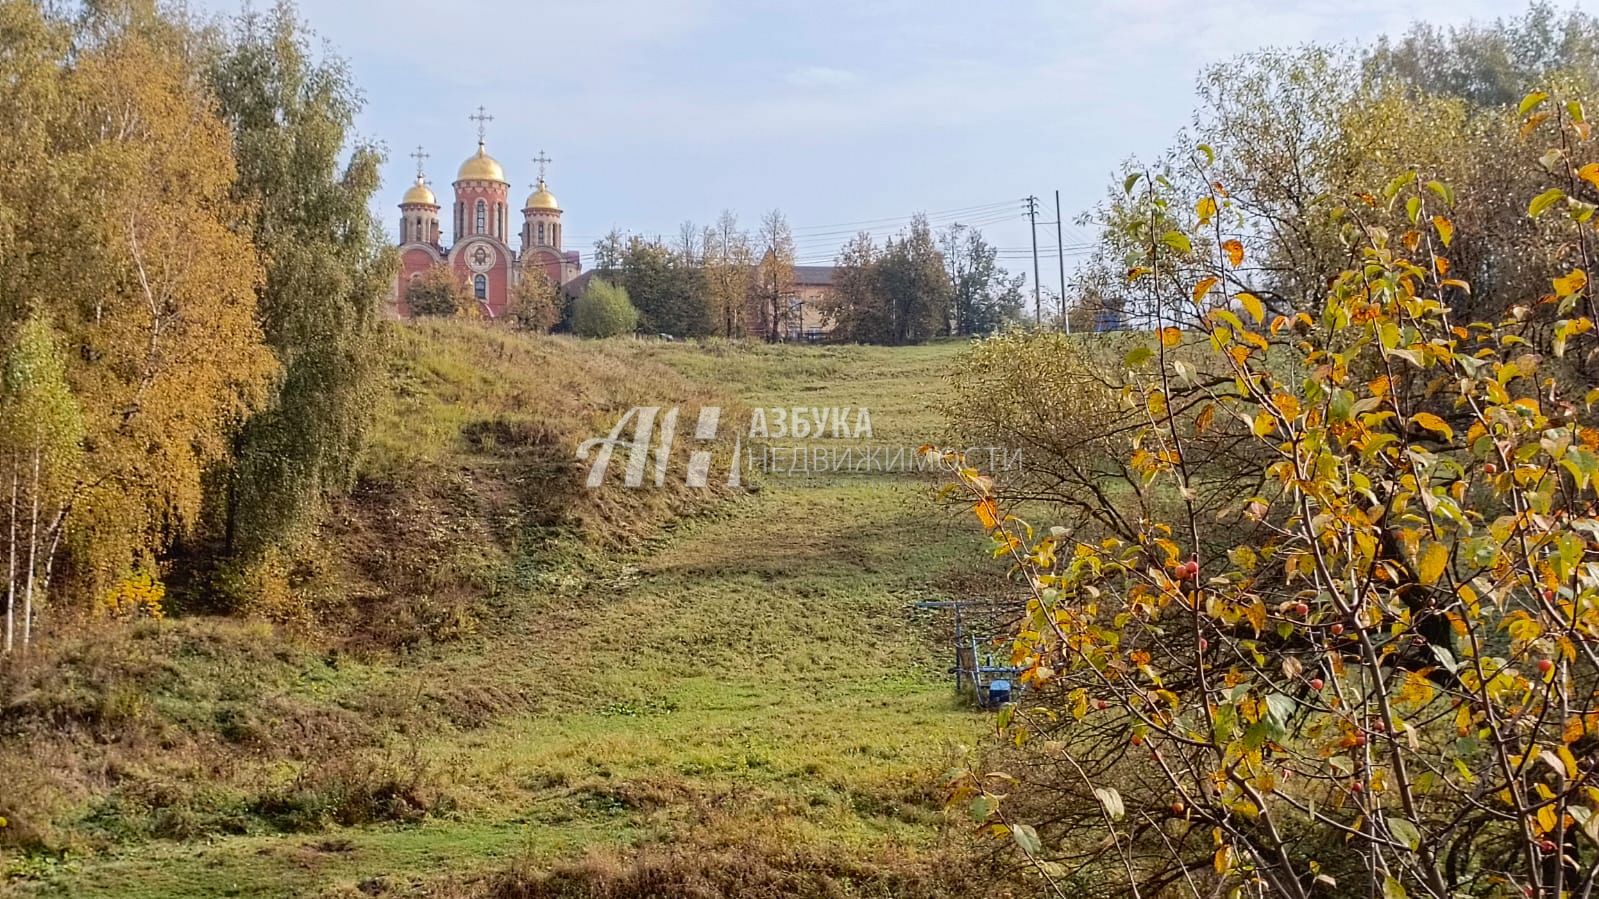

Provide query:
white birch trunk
left=22, top=447, right=39, bottom=649
left=5, top=463, right=15, bottom=653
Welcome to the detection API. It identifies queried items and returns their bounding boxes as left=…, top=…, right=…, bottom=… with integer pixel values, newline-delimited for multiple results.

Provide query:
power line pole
left=1026, top=196, right=1041, bottom=326
left=1055, top=190, right=1068, bottom=334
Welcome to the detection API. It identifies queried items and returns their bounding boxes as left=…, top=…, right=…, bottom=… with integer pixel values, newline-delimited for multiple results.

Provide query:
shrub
left=511, top=273, right=561, bottom=333
left=572, top=279, right=639, bottom=338
left=406, top=265, right=467, bottom=318
left=935, top=86, right=1599, bottom=897
left=98, top=572, right=165, bottom=620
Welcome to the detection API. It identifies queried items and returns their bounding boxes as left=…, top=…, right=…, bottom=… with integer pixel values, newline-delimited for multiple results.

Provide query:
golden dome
left=524, top=178, right=559, bottom=211
left=400, top=175, right=436, bottom=206
left=457, top=142, right=507, bottom=183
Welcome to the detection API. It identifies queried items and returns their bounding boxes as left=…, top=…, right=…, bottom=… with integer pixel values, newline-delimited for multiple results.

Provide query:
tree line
left=411, top=208, right=1026, bottom=344
left=591, top=211, right=1025, bottom=344
left=0, top=0, right=390, bottom=650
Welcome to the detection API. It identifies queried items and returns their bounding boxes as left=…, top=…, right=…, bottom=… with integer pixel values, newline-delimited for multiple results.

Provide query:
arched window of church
left=475, top=200, right=486, bottom=234
left=537, top=222, right=545, bottom=245
left=474, top=274, right=487, bottom=300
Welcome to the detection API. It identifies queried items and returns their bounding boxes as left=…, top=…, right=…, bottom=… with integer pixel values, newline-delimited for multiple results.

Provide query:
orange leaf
left=974, top=498, right=1000, bottom=531
left=1192, top=276, right=1219, bottom=304
left=1222, top=239, right=1244, bottom=267
left=1159, top=327, right=1182, bottom=348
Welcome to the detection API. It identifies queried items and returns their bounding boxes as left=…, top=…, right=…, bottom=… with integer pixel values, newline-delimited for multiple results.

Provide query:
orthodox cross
left=470, top=106, right=494, bottom=142
left=409, top=145, right=429, bottom=179
left=532, top=150, right=552, bottom=182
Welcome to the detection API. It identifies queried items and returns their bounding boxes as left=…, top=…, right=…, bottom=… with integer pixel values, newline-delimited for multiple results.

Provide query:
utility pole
left=1055, top=190, right=1069, bottom=334
left=1026, top=196, right=1041, bottom=326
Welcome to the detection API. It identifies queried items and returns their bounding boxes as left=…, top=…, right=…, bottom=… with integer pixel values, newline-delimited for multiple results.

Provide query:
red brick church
left=391, top=108, right=580, bottom=319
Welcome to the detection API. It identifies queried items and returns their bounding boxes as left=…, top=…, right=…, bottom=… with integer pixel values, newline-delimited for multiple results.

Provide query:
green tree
left=941, top=223, right=1023, bottom=336
left=821, top=232, right=887, bottom=343
left=572, top=279, right=639, bottom=338
left=406, top=265, right=465, bottom=318
left=591, top=229, right=626, bottom=277
left=876, top=214, right=951, bottom=344
left=204, top=2, right=393, bottom=582
left=618, top=235, right=711, bottom=337
left=1368, top=3, right=1599, bottom=107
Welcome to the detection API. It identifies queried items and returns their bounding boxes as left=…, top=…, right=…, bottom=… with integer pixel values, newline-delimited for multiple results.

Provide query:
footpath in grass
left=21, top=341, right=995, bottom=898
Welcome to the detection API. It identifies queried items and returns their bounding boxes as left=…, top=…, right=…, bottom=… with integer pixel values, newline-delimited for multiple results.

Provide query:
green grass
left=3, top=337, right=995, bottom=898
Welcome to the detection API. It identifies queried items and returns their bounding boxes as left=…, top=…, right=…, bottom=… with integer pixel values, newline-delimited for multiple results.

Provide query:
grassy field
left=2, top=335, right=1010, bottom=897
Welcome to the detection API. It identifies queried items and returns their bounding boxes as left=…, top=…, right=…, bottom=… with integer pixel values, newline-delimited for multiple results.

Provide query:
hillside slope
left=1, top=331, right=1007, bottom=898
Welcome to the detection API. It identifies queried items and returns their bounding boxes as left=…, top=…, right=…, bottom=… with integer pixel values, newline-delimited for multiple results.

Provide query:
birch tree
left=0, top=315, right=81, bottom=651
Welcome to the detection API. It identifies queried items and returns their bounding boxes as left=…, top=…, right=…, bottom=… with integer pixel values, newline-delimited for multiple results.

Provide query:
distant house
left=760, top=265, right=835, bottom=342
left=746, top=264, right=835, bottom=342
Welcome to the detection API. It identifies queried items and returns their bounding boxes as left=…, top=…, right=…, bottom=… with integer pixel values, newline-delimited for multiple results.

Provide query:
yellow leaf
left=1251, top=411, right=1274, bottom=437
left=1245, top=599, right=1266, bottom=635
left=1432, top=215, right=1454, bottom=248
left=1197, top=196, right=1217, bottom=225
left=1418, top=541, right=1449, bottom=586
left=1239, top=292, right=1264, bottom=324
left=1193, top=276, right=1218, bottom=304
left=1538, top=803, right=1559, bottom=836
left=1222, top=239, right=1244, bottom=267
left=1559, top=744, right=1580, bottom=778
left=1581, top=162, right=1599, bottom=192
left=1410, top=412, right=1454, bottom=442
left=1555, top=268, right=1588, bottom=298
left=1159, top=327, right=1182, bottom=348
